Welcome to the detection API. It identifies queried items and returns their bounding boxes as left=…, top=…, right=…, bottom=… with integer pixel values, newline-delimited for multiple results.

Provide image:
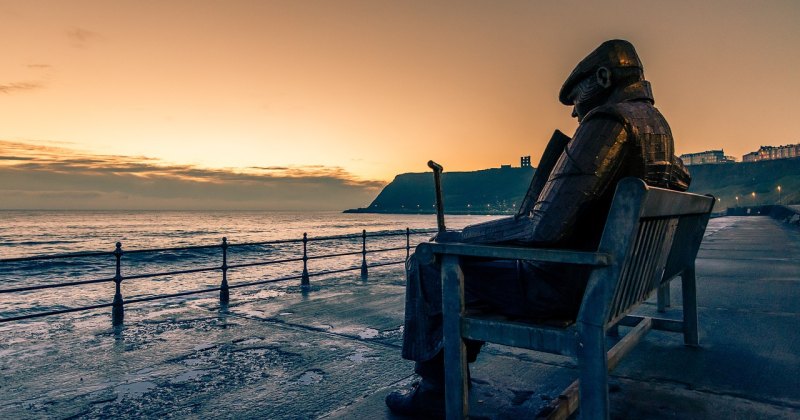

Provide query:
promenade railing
left=0, top=227, right=436, bottom=326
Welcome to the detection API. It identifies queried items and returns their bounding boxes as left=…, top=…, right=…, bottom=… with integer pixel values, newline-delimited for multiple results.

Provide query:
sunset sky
left=2, top=1, right=799, bottom=210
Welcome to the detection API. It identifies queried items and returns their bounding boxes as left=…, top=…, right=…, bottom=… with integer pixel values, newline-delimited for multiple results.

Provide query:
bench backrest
left=577, top=178, right=715, bottom=328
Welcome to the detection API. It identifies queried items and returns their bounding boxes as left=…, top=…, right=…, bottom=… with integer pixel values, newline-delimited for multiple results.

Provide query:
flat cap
left=559, top=39, right=643, bottom=105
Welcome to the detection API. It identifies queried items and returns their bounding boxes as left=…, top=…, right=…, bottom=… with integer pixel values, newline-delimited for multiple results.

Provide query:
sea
left=0, top=210, right=500, bottom=321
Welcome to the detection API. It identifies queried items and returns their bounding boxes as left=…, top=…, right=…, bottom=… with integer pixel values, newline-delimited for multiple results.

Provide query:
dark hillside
left=687, top=157, right=800, bottom=208
left=345, top=167, right=534, bottom=214
left=345, top=157, right=800, bottom=214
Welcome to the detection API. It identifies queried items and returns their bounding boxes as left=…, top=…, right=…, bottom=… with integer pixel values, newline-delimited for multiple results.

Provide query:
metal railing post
left=220, top=237, right=229, bottom=304
left=112, top=242, right=124, bottom=326
left=406, top=227, right=411, bottom=260
left=361, top=229, right=368, bottom=280
left=301, top=232, right=310, bottom=288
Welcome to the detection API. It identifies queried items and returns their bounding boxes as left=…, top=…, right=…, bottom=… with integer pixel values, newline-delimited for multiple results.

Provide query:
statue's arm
left=520, top=116, right=630, bottom=245
left=517, top=130, right=571, bottom=218
left=454, top=215, right=528, bottom=244
left=451, top=130, right=571, bottom=244
left=670, top=155, right=691, bottom=191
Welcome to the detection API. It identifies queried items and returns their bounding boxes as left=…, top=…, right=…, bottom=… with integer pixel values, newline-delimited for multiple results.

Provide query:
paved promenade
left=1, top=216, right=799, bottom=418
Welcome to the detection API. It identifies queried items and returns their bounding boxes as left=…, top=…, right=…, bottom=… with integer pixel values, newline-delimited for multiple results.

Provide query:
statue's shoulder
left=584, top=101, right=653, bottom=123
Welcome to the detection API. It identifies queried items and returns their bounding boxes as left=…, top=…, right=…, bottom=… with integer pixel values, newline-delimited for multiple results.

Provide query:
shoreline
left=342, top=208, right=515, bottom=215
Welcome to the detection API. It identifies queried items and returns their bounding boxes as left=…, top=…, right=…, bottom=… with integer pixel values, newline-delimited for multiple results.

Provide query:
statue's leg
left=401, top=253, right=482, bottom=368
left=401, top=253, right=444, bottom=363
left=387, top=254, right=487, bottom=416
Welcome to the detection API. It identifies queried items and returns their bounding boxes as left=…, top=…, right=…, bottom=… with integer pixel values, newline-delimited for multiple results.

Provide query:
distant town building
left=742, top=144, right=800, bottom=162
left=520, top=156, right=531, bottom=167
left=741, top=152, right=758, bottom=162
left=679, top=150, right=736, bottom=166
left=500, top=164, right=512, bottom=169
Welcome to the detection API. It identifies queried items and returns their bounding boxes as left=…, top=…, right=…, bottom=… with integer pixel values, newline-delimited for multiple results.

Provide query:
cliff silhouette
left=345, top=167, right=534, bottom=214
left=344, top=157, right=800, bottom=214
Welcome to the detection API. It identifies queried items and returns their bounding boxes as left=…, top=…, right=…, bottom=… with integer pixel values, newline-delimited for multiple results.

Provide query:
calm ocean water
left=0, top=210, right=498, bottom=258
left=0, top=210, right=499, bottom=319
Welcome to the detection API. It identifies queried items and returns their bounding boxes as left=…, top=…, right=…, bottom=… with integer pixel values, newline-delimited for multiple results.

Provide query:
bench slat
left=609, top=220, right=651, bottom=323
left=622, top=221, right=655, bottom=315
left=462, top=316, right=579, bottom=357
left=607, top=216, right=678, bottom=326
left=641, top=186, right=716, bottom=217
left=630, top=219, right=666, bottom=310
left=619, top=315, right=683, bottom=332
left=418, top=242, right=611, bottom=266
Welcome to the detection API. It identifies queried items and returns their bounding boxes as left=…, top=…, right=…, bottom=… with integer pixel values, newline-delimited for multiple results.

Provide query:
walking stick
left=428, top=160, right=446, bottom=233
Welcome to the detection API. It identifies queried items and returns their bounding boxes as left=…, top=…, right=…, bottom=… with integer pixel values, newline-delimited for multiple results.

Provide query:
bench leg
left=577, top=324, right=609, bottom=420
left=657, top=282, right=671, bottom=313
left=441, top=255, right=468, bottom=419
left=681, top=265, right=699, bottom=347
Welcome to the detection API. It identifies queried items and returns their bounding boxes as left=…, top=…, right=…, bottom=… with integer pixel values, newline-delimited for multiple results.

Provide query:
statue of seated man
left=386, top=39, right=692, bottom=417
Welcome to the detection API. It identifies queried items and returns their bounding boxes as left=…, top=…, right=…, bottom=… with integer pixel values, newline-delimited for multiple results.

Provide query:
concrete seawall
left=727, top=204, right=800, bottom=228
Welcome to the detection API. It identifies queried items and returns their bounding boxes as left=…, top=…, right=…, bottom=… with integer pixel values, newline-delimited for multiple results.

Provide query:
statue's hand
left=432, top=230, right=461, bottom=243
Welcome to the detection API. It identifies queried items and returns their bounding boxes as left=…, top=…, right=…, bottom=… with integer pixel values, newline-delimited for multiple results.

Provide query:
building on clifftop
left=742, top=144, right=800, bottom=162
left=679, top=150, right=736, bottom=165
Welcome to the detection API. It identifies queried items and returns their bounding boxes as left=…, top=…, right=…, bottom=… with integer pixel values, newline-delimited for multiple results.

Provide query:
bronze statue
left=386, top=39, right=691, bottom=416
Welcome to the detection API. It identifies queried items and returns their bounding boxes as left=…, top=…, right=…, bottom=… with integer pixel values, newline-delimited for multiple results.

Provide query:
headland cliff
left=345, top=157, right=800, bottom=214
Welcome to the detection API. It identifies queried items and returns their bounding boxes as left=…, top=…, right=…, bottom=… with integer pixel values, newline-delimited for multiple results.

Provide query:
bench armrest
left=416, top=242, right=611, bottom=266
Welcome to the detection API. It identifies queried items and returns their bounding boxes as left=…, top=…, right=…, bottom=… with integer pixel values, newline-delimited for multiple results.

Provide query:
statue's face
left=569, top=67, right=611, bottom=122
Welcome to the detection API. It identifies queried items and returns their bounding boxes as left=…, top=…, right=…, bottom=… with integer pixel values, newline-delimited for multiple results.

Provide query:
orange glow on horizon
left=1, top=1, right=799, bottom=184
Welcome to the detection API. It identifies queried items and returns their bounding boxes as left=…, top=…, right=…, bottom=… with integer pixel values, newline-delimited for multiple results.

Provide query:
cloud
left=0, top=65, right=55, bottom=95
left=250, top=166, right=290, bottom=171
left=0, top=81, right=43, bottom=94
left=0, top=156, right=35, bottom=161
left=66, top=27, right=100, bottom=48
left=0, top=140, right=384, bottom=210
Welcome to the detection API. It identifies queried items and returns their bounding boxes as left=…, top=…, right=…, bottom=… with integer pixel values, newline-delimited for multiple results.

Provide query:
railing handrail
left=0, top=226, right=437, bottom=325
left=0, top=228, right=437, bottom=263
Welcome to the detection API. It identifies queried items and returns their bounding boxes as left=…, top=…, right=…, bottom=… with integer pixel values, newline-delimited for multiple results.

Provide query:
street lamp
left=751, top=191, right=756, bottom=204
left=735, top=196, right=739, bottom=207
left=777, top=185, right=782, bottom=205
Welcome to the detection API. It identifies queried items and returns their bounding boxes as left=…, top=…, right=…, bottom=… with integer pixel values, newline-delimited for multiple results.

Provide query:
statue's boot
left=385, top=352, right=471, bottom=418
left=384, top=376, right=445, bottom=418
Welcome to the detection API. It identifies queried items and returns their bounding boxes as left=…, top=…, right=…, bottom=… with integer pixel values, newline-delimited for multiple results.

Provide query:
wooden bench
left=415, top=177, right=715, bottom=420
